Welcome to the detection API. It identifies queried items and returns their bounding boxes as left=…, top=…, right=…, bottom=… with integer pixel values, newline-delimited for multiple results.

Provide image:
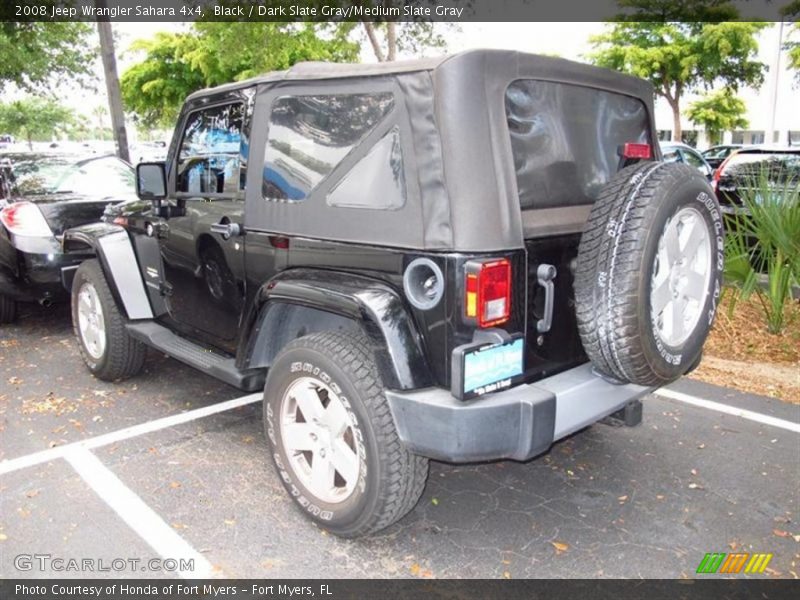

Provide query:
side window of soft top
left=176, top=103, right=245, bottom=196
left=262, top=92, right=397, bottom=205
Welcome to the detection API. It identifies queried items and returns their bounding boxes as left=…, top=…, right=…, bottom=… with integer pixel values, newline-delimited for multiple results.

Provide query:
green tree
left=120, top=33, right=205, bottom=129
left=612, top=0, right=739, bottom=21
left=360, top=22, right=453, bottom=62
left=0, top=22, right=93, bottom=93
left=686, top=88, right=748, bottom=145
left=588, top=16, right=768, bottom=141
left=121, top=23, right=358, bottom=129
left=780, top=1, right=800, bottom=81
left=0, top=98, right=75, bottom=149
left=786, top=24, right=800, bottom=80
left=781, top=0, right=800, bottom=18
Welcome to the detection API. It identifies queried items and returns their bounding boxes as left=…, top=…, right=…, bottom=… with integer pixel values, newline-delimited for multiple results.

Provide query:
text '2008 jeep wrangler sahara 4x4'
left=62, top=51, right=723, bottom=537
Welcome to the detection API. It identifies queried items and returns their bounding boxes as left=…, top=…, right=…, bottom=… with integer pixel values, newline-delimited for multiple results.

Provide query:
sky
left=45, top=22, right=800, bottom=143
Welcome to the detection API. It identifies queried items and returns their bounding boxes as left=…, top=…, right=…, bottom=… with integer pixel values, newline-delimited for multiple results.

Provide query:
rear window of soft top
left=505, top=80, right=650, bottom=211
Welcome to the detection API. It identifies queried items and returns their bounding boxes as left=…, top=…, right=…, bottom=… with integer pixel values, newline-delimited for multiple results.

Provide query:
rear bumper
left=1, top=255, right=75, bottom=303
left=386, top=363, right=651, bottom=463
left=0, top=268, right=42, bottom=302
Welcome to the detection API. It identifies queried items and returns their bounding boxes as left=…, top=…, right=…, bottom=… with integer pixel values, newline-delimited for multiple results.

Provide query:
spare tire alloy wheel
left=650, top=206, right=712, bottom=348
left=575, top=162, right=723, bottom=386
left=264, top=331, right=429, bottom=537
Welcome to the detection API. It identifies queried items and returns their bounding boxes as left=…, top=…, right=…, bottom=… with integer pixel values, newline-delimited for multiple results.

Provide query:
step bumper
left=385, top=363, right=652, bottom=463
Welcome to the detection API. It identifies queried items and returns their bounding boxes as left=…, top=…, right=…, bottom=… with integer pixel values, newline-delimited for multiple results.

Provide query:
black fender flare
left=238, top=268, right=433, bottom=390
left=62, top=223, right=153, bottom=320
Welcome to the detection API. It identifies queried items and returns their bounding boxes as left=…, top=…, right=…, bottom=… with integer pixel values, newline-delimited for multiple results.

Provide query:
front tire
left=0, top=294, right=17, bottom=324
left=264, top=331, right=428, bottom=537
left=72, top=259, right=146, bottom=381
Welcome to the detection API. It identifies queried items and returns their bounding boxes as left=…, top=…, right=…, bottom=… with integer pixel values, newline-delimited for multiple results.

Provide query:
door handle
left=536, top=264, right=557, bottom=333
left=210, top=222, right=242, bottom=240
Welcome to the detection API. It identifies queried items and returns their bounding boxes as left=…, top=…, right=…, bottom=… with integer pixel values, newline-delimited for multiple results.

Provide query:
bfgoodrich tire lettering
left=575, top=162, right=723, bottom=386
left=71, top=259, right=146, bottom=381
left=263, top=331, right=429, bottom=537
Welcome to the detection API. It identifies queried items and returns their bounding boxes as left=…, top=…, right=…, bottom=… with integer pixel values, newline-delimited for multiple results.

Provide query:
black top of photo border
left=2, top=0, right=797, bottom=23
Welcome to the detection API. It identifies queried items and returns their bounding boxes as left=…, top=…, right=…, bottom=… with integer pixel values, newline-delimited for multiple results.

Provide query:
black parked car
left=0, top=153, right=135, bottom=322
left=713, top=147, right=800, bottom=213
left=62, top=51, right=722, bottom=536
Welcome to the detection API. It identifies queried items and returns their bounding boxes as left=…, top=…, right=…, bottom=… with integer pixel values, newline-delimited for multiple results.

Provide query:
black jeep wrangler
left=62, top=51, right=723, bottom=537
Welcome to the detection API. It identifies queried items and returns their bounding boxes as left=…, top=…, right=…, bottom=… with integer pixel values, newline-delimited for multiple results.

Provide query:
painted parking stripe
left=3, top=387, right=796, bottom=477
left=0, top=393, right=261, bottom=476
left=655, top=388, right=800, bottom=434
left=64, top=447, right=216, bottom=579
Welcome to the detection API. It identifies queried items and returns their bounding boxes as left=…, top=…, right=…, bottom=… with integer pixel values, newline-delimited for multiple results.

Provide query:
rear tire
left=575, top=162, right=723, bottom=386
left=72, top=259, right=146, bottom=381
left=264, top=331, right=428, bottom=537
left=0, top=294, right=16, bottom=324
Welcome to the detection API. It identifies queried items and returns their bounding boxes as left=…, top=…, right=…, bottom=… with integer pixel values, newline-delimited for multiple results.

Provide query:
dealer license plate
left=461, top=337, right=524, bottom=399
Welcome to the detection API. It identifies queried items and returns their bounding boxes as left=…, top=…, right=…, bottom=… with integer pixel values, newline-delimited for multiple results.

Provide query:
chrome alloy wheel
left=203, top=258, right=225, bottom=301
left=279, top=376, right=362, bottom=504
left=650, top=206, right=712, bottom=347
left=77, top=282, right=106, bottom=360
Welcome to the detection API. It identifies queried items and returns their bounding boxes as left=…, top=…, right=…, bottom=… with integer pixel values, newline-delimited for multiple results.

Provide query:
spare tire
left=575, top=161, right=723, bottom=386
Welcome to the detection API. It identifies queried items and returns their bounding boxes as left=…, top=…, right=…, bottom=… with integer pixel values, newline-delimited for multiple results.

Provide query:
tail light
left=0, top=202, right=53, bottom=237
left=465, top=258, right=511, bottom=328
left=712, top=155, right=733, bottom=192
left=621, top=143, right=652, bottom=160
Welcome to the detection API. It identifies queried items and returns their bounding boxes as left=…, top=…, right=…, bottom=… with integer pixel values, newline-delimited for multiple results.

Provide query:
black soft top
left=188, top=50, right=657, bottom=252
left=188, top=50, right=650, bottom=99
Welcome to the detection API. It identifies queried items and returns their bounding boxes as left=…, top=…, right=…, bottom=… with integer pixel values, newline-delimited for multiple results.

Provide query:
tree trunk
left=26, top=131, right=32, bottom=152
left=96, top=8, right=130, bottom=163
left=386, top=23, right=397, bottom=61
left=670, top=101, right=682, bottom=142
left=362, top=22, right=385, bottom=62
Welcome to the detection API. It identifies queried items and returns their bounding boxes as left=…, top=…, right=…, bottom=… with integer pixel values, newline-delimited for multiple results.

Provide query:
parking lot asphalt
left=1, top=303, right=798, bottom=579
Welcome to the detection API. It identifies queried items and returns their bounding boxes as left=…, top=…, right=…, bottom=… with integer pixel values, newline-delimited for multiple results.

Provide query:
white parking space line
left=64, top=447, right=216, bottom=579
left=655, top=388, right=800, bottom=434
left=0, top=393, right=261, bottom=476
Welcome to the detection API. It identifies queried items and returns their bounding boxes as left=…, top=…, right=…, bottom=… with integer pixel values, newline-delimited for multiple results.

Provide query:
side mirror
left=136, top=162, right=167, bottom=201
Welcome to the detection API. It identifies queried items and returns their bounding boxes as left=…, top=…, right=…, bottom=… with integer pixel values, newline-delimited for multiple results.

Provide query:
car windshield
left=722, top=152, right=800, bottom=186
left=3, top=153, right=135, bottom=198
left=703, top=147, right=733, bottom=159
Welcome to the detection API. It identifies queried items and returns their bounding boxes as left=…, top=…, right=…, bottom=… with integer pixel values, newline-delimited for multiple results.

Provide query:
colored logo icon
left=696, top=552, right=773, bottom=574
